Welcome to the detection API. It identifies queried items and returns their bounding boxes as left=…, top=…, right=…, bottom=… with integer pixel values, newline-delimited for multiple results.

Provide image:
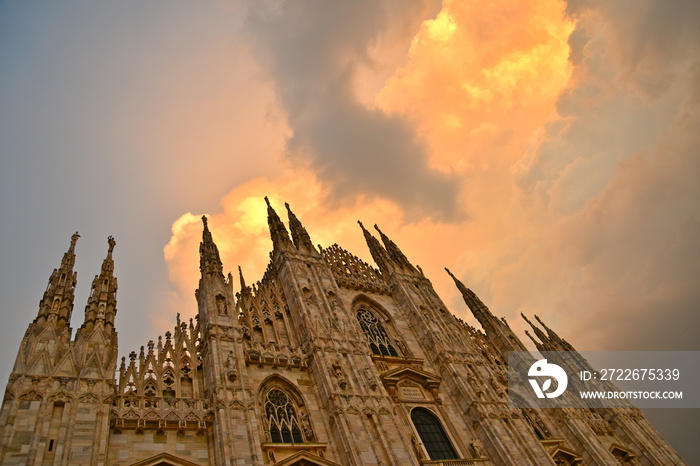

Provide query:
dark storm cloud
left=509, top=0, right=700, bottom=355
left=564, top=0, right=700, bottom=100
left=243, top=0, right=463, bottom=221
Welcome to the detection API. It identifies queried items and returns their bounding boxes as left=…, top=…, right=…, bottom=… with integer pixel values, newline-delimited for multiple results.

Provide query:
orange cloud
left=156, top=4, right=697, bottom=456
left=159, top=164, right=496, bottom=333
left=378, top=0, right=573, bottom=174
left=158, top=170, right=404, bottom=327
left=161, top=0, right=698, bottom=360
left=159, top=0, right=577, bottom=335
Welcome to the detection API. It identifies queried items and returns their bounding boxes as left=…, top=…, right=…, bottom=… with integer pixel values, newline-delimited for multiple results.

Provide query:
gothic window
left=356, top=308, right=398, bottom=356
left=411, top=408, right=459, bottom=460
left=264, top=389, right=303, bottom=443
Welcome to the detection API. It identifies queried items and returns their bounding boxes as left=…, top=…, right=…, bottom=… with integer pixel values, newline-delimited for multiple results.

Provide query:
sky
left=1, top=0, right=698, bottom=461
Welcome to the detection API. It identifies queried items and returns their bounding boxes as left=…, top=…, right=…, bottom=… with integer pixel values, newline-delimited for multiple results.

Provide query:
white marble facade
left=0, top=202, right=686, bottom=465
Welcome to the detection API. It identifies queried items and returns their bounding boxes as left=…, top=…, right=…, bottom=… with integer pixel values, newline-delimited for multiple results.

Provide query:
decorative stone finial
left=238, top=265, right=246, bottom=290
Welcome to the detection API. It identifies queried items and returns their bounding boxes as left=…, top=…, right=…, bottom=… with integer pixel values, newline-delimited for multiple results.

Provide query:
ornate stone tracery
left=321, top=244, right=391, bottom=295
left=111, top=314, right=204, bottom=432
left=264, top=389, right=303, bottom=443
left=0, top=205, right=681, bottom=465
left=356, top=308, right=399, bottom=357
left=238, top=262, right=296, bottom=350
left=259, top=376, right=315, bottom=445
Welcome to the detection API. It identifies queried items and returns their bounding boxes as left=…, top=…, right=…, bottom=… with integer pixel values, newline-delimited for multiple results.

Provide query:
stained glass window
left=264, top=389, right=303, bottom=443
left=356, top=308, right=398, bottom=356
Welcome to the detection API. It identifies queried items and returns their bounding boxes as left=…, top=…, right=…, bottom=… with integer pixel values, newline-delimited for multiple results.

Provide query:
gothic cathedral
left=0, top=199, right=686, bottom=465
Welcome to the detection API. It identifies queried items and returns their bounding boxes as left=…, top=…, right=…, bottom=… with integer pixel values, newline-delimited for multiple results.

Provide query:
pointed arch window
left=264, top=389, right=303, bottom=443
left=356, top=308, right=398, bottom=356
left=411, top=408, right=459, bottom=460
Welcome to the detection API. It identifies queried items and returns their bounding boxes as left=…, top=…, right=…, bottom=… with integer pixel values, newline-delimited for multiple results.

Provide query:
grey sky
left=0, top=0, right=698, bottom=461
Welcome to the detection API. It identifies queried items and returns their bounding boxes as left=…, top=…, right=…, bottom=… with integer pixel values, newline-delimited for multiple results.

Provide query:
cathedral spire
left=285, top=202, right=318, bottom=255
left=358, top=220, right=391, bottom=272
left=238, top=265, right=247, bottom=291
left=447, top=268, right=528, bottom=354
left=524, top=330, right=544, bottom=351
left=521, top=313, right=549, bottom=345
left=237, top=265, right=252, bottom=298
left=81, top=236, right=119, bottom=333
left=534, top=314, right=576, bottom=351
left=37, top=232, right=80, bottom=327
left=265, top=197, right=294, bottom=252
left=199, top=215, right=224, bottom=278
left=67, top=231, right=80, bottom=262
left=445, top=268, right=498, bottom=330
left=374, top=224, right=416, bottom=273
left=102, top=235, right=116, bottom=274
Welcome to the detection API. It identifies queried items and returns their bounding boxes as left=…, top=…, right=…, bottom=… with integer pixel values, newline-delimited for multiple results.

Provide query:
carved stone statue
left=470, top=438, right=484, bottom=458
left=216, top=296, right=228, bottom=316
left=411, top=435, right=425, bottom=459
left=300, top=410, right=315, bottom=441
left=364, top=367, right=378, bottom=391
left=332, top=361, right=348, bottom=389
left=396, top=339, right=409, bottom=357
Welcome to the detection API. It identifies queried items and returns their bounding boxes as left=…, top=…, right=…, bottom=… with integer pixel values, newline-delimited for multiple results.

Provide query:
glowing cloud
left=241, top=0, right=462, bottom=221
left=162, top=0, right=699, bottom=358
left=159, top=170, right=409, bottom=327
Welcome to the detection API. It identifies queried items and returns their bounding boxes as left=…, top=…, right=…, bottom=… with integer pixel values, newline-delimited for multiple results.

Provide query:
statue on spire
left=199, top=215, right=224, bottom=278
